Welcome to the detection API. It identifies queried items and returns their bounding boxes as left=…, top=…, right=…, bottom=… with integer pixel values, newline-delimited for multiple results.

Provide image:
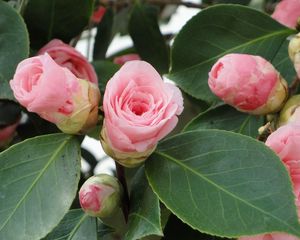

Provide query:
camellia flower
left=38, top=39, right=98, bottom=84
left=10, top=54, right=100, bottom=134
left=79, top=174, right=122, bottom=218
left=113, top=54, right=141, bottom=66
left=100, top=60, right=183, bottom=167
left=239, top=124, right=300, bottom=240
left=208, top=54, right=288, bottom=115
left=272, top=0, right=300, bottom=29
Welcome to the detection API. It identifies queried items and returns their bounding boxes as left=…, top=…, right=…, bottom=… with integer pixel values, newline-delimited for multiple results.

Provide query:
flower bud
left=208, top=54, right=288, bottom=115
left=79, top=174, right=122, bottom=218
left=113, top=54, right=141, bottom=66
left=272, top=0, right=300, bottom=29
left=10, top=54, right=100, bottom=134
left=289, top=33, right=300, bottom=77
left=100, top=61, right=183, bottom=168
left=278, top=95, right=300, bottom=127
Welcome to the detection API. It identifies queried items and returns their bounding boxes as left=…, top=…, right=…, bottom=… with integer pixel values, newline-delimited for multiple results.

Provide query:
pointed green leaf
left=125, top=167, right=162, bottom=240
left=184, top=105, right=263, bottom=138
left=23, top=0, right=94, bottom=49
left=129, top=4, right=169, bottom=73
left=146, top=130, right=300, bottom=238
left=43, top=209, right=97, bottom=240
left=0, top=1, right=29, bottom=99
left=168, top=5, right=296, bottom=102
left=0, top=134, right=81, bottom=240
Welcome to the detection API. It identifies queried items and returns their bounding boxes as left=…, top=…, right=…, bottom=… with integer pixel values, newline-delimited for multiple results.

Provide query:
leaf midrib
left=169, top=29, right=293, bottom=74
left=0, top=136, right=72, bottom=233
left=155, top=150, right=300, bottom=236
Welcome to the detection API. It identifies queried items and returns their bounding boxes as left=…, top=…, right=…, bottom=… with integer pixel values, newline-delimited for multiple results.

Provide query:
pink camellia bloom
left=208, top=54, right=288, bottom=115
left=239, top=125, right=300, bottom=240
left=91, top=6, right=106, bottom=24
left=10, top=54, right=100, bottom=134
left=113, top=54, right=141, bottom=66
left=272, top=0, right=300, bottom=28
left=79, top=174, right=122, bottom=218
left=38, top=39, right=98, bottom=84
left=100, top=60, right=183, bottom=167
left=0, top=121, right=19, bottom=147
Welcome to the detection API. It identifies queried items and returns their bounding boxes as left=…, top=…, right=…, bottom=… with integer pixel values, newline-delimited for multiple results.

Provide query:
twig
left=115, top=162, right=130, bottom=222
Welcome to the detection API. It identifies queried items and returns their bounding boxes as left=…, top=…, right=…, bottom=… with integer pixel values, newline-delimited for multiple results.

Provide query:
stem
left=17, top=0, right=28, bottom=15
left=115, top=162, right=130, bottom=222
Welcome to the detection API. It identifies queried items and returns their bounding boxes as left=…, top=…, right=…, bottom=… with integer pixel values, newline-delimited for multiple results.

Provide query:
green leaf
left=92, top=61, right=120, bottom=96
left=146, top=130, right=300, bottom=238
left=0, top=1, right=29, bottom=100
left=129, top=4, right=169, bottom=73
left=168, top=5, right=296, bottom=102
left=184, top=105, right=263, bottom=138
left=272, top=38, right=296, bottom=84
left=163, top=215, right=228, bottom=240
left=93, top=8, right=114, bottom=60
left=0, top=134, right=81, bottom=240
left=43, top=209, right=97, bottom=240
left=23, top=0, right=94, bottom=49
left=125, top=167, right=163, bottom=240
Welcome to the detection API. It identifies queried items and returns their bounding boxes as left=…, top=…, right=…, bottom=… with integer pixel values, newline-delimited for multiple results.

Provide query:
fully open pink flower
left=101, top=60, right=183, bottom=167
left=208, top=54, right=288, bottom=115
left=38, top=39, right=98, bottom=84
left=10, top=54, right=100, bottom=134
left=239, top=124, right=300, bottom=240
left=113, top=54, right=141, bottom=65
left=272, top=0, right=300, bottom=28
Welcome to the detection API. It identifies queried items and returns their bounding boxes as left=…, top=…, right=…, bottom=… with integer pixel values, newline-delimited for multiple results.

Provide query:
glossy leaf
left=203, top=0, right=251, bottom=4
left=43, top=209, right=97, bottom=240
left=93, top=8, right=114, bottom=60
left=23, top=0, right=94, bottom=49
left=169, top=5, right=296, bottom=102
left=0, top=1, right=29, bottom=100
left=146, top=130, right=300, bottom=238
left=184, top=105, right=263, bottom=138
left=129, top=3, right=169, bottom=73
left=0, top=134, right=81, bottom=240
left=125, top=167, right=162, bottom=240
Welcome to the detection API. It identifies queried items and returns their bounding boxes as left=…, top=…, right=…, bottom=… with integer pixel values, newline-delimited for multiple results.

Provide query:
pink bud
left=91, top=6, right=106, bottom=24
left=79, top=174, right=122, bottom=218
left=113, top=54, right=141, bottom=66
left=208, top=54, right=288, bottom=115
left=272, top=0, right=300, bottom=29
left=10, top=54, right=100, bottom=134
left=38, top=39, right=98, bottom=84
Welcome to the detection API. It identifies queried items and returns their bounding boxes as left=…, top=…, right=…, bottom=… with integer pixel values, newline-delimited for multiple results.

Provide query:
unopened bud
left=278, top=95, right=300, bottom=127
left=208, top=54, right=288, bottom=115
left=289, top=33, right=300, bottom=78
left=100, top=126, right=155, bottom=168
left=79, top=174, right=122, bottom=218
